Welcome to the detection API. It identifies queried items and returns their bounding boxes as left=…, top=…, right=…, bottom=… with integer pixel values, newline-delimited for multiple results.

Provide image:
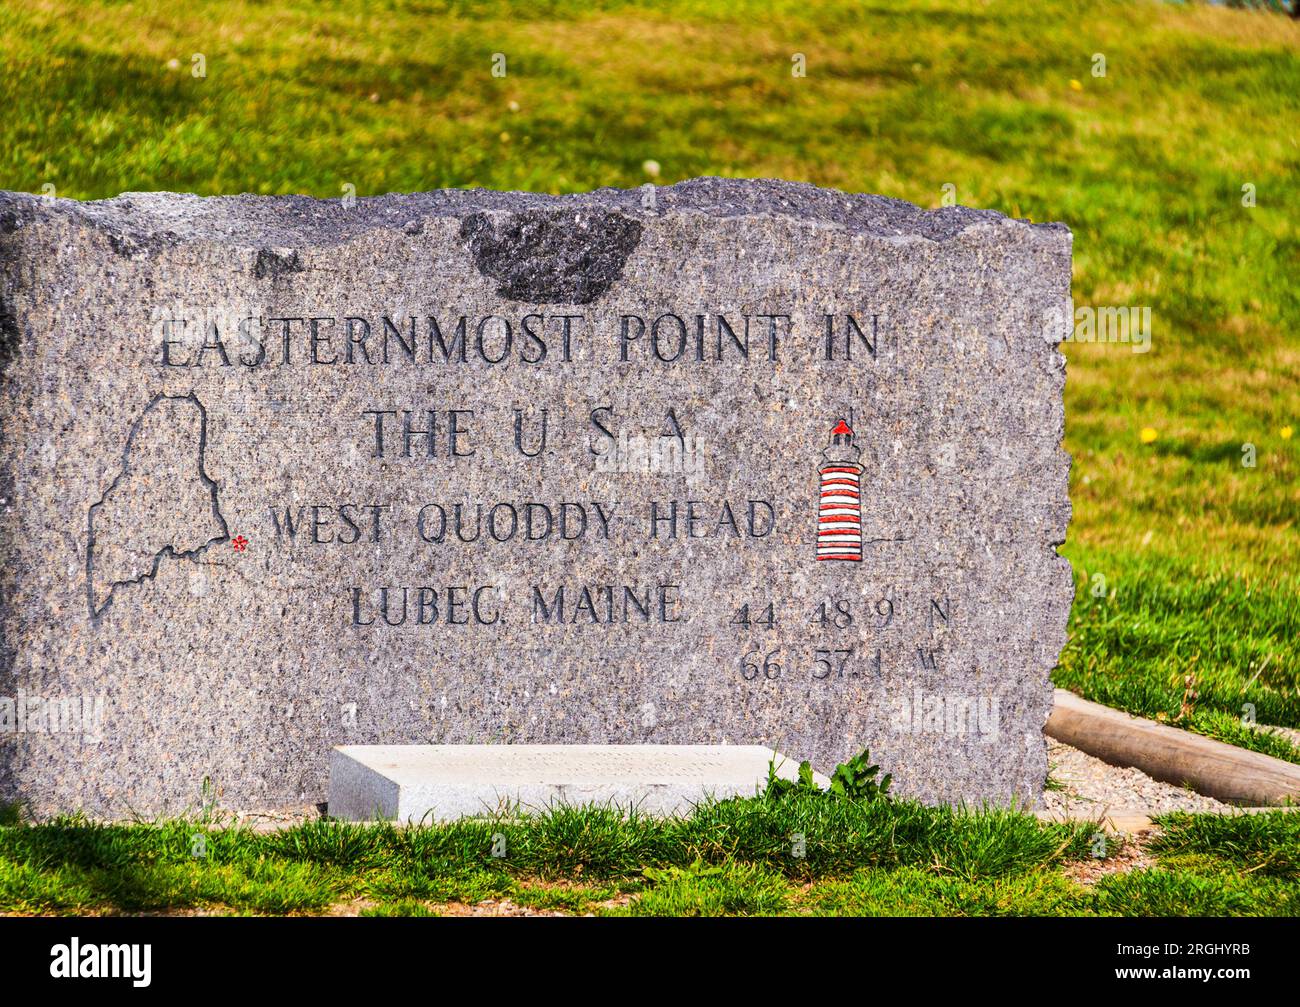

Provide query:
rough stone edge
left=0, top=177, right=1069, bottom=253
left=1025, top=213, right=1075, bottom=812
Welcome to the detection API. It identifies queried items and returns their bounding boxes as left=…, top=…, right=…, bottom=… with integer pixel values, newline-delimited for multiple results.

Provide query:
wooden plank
left=1035, top=808, right=1156, bottom=833
left=1046, top=689, right=1300, bottom=807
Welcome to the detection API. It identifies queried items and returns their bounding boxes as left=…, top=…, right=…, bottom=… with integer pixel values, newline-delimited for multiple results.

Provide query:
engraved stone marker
left=0, top=179, right=1072, bottom=815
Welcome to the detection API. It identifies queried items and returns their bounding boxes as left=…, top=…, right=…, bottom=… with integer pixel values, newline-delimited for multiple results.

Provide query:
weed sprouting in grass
left=764, top=748, right=892, bottom=802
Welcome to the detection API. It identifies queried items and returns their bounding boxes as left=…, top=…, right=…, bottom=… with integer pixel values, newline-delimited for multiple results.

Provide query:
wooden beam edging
left=1046, top=688, right=1300, bottom=807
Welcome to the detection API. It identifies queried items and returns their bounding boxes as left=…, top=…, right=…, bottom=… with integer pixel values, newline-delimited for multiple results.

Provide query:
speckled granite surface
left=0, top=179, right=1072, bottom=816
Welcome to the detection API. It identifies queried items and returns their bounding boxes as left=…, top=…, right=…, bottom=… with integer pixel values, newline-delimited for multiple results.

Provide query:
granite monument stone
left=0, top=178, right=1073, bottom=815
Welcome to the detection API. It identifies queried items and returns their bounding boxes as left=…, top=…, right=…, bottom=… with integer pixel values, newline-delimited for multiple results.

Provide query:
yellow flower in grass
left=1140, top=427, right=1158, bottom=444
left=1069, top=79, right=1083, bottom=92
left=1282, top=426, right=1293, bottom=440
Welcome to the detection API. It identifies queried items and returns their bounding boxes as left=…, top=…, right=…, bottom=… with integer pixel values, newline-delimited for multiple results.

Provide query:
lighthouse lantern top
left=822, top=416, right=862, bottom=464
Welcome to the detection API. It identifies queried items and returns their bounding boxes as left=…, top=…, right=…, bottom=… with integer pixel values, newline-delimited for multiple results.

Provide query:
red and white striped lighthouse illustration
left=816, top=417, right=863, bottom=562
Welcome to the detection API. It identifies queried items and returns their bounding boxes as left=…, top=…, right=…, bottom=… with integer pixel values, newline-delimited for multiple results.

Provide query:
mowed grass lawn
left=3, top=800, right=1300, bottom=917
left=1, top=0, right=1297, bottom=752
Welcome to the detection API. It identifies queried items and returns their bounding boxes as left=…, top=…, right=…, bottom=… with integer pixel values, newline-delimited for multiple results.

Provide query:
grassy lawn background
left=0, top=0, right=1297, bottom=754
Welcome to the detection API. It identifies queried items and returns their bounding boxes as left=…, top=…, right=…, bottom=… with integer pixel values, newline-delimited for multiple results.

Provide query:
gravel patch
left=231, top=804, right=323, bottom=831
left=1061, top=831, right=1157, bottom=886
left=1256, top=723, right=1300, bottom=748
left=1041, top=738, right=1232, bottom=815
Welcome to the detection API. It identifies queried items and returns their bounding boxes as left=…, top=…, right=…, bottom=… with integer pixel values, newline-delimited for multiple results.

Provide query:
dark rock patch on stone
left=459, top=209, right=643, bottom=304
left=254, top=247, right=304, bottom=279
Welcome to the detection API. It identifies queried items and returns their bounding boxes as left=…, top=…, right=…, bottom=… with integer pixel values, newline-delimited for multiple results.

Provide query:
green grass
left=0, top=2, right=1297, bottom=753
left=1058, top=549, right=1300, bottom=759
left=3, top=802, right=1298, bottom=916
left=1152, top=808, right=1300, bottom=875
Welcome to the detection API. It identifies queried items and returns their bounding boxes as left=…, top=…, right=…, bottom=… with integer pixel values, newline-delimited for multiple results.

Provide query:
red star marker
left=232, top=535, right=248, bottom=551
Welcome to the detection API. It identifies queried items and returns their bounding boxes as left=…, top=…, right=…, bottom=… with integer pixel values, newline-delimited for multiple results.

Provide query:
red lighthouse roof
left=830, top=419, right=853, bottom=437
